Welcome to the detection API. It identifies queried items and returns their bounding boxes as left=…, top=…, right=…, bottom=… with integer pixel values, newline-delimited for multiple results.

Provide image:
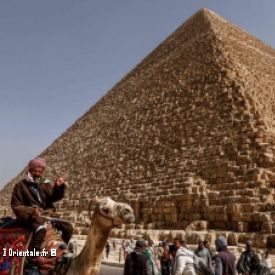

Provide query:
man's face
left=30, top=166, right=44, bottom=180
left=198, top=241, right=204, bottom=249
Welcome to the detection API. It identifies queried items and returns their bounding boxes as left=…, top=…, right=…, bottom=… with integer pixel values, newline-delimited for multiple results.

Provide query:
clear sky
left=0, top=0, right=274, bottom=189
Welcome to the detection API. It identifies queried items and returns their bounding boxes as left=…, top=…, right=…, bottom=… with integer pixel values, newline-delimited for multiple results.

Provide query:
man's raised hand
left=55, top=174, right=68, bottom=187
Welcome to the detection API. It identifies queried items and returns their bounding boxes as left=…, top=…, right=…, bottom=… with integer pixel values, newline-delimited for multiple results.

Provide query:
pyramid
left=1, top=8, right=275, bottom=247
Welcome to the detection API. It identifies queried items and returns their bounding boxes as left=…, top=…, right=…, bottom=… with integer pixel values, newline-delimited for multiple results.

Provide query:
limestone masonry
left=1, top=9, right=275, bottom=248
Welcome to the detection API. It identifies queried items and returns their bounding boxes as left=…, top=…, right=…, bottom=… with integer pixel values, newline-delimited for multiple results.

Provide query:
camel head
left=94, top=197, right=135, bottom=228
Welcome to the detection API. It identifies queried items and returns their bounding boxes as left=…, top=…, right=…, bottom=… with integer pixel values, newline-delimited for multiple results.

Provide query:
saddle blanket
left=0, top=227, right=32, bottom=275
left=0, top=218, right=70, bottom=275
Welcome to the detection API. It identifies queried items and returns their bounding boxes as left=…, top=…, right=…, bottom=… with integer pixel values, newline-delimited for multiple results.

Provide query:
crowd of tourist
left=122, top=237, right=273, bottom=275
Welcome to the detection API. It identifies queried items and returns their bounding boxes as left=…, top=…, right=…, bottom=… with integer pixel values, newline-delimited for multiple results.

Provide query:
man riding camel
left=11, top=157, right=73, bottom=253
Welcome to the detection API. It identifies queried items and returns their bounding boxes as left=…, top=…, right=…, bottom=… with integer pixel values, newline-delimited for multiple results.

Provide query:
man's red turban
left=28, top=158, right=46, bottom=171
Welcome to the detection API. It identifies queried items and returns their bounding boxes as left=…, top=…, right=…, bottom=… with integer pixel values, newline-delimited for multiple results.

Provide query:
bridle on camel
left=87, top=184, right=124, bottom=227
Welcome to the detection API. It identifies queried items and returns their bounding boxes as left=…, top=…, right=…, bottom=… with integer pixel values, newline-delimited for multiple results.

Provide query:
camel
left=65, top=196, right=135, bottom=275
left=0, top=197, right=135, bottom=275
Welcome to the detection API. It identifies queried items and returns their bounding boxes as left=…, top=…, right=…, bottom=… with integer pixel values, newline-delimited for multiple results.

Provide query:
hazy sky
left=0, top=0, right=274, bottom=189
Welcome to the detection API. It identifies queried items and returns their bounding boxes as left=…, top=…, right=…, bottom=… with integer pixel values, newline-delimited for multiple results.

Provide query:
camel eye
left=102, top=207, right=110, bottom=214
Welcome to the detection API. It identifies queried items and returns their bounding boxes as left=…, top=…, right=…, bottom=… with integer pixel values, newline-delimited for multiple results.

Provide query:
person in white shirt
left=173, top=239, right=197, bottom=275
left=260, top=251, right=272, bottom=275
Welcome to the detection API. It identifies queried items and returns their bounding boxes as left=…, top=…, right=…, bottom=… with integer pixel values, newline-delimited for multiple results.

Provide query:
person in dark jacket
left=124, top=240, right=149, bottom=275
left=160, top=241, right=171, bottom=275
left=237, top=240, right=260, bottom=275
left=214, top=236, right=236, bottom=275
left=11, top=158, right=73, bottom=252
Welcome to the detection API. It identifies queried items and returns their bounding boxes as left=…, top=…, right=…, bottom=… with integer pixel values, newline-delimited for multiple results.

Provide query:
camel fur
left=66, top=197, right=135, bottom=275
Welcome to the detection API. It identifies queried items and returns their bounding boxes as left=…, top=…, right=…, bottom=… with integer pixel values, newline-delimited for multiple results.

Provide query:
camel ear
left=93, top=195, right=101, bottom=204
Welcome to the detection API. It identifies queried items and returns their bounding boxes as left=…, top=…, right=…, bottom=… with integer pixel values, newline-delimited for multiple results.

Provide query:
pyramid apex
left=191, top=7, right=215, bottom=16
left=197, top=7, right=213, bottom=14
left=188, top=8, right=227, bottom=24
left=178, top=8, right=219, bottom=32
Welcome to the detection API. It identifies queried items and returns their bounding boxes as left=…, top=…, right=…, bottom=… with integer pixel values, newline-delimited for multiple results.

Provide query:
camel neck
left=69, top=215, right=112, bottom=275
left=84, top=216, right=112, bottom=258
